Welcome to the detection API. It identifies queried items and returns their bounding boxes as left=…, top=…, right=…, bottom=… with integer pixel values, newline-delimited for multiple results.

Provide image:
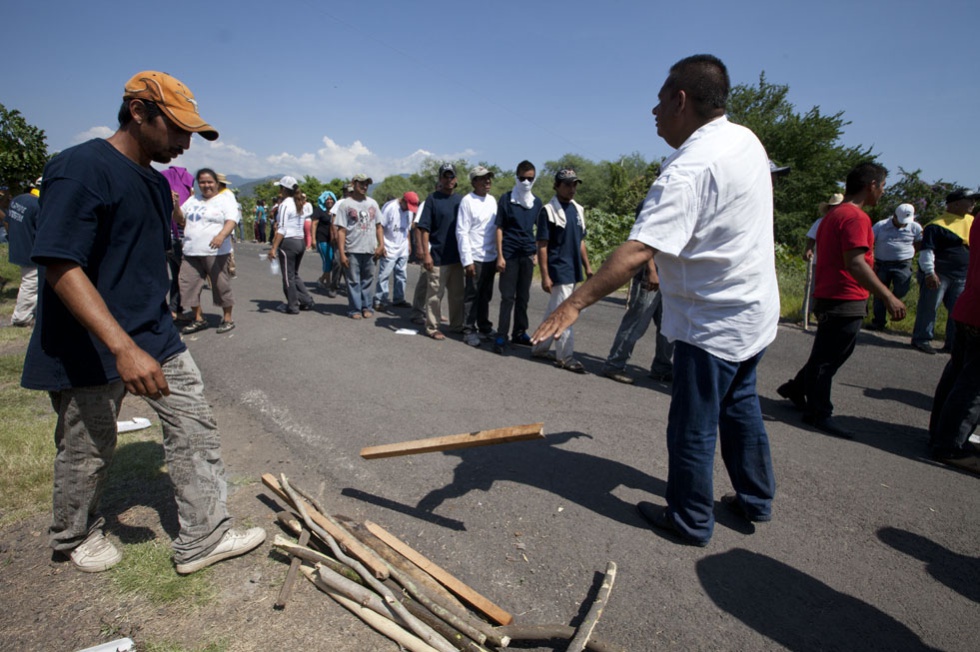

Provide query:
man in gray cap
left=911, top=188, right=978, bottom=354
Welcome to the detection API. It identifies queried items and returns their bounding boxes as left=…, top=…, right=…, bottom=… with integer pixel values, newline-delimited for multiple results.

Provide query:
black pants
left=278, top=238, right=314, bottom=311
left=463, top=261, right=497, bottom=334
left=167, top=239, right=183, bottom=314
left=929, top=321, right=980, bottom=453
left=497, top=255, right=534, bottom=338
left=787, top=312, right=863, bottom=420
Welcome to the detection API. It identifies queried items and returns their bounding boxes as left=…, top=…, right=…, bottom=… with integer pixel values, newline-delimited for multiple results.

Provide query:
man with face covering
left=492, top=160, right=543, bottom=354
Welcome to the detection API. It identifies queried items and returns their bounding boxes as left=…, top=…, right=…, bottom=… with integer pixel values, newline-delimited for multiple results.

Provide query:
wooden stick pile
left=263, top=473, right=625, bottom=652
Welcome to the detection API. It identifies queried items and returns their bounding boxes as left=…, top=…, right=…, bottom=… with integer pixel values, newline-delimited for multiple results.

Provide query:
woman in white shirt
left=174, top=168, right=240, bottom=334
left=267, top=176, right=315, bottom=314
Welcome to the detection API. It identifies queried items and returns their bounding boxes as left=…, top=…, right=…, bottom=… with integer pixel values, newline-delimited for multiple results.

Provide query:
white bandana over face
left=512, top=176, right=536, bottom=209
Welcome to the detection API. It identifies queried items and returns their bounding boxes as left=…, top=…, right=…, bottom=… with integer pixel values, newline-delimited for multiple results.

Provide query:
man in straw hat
left=21, top=71, right=265, bottom=574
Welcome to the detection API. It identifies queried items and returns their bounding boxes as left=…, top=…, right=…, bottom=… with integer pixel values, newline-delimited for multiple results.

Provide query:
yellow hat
left=123, top=71, right=218, bottom=141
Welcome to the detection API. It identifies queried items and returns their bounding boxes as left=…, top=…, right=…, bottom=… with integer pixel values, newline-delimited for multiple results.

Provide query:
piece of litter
left=116, top=417, right=152, bottom=433
left=394, top=328, right=418, bottom=335
left=557, top=507, right=564, bottom=513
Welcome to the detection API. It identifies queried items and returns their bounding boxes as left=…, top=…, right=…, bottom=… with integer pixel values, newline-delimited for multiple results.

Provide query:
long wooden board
left=360, top=423, right=544, bottom=460
left=365, top=520, right=514, bottom=626
left=261, top=474, right=389, bottom=579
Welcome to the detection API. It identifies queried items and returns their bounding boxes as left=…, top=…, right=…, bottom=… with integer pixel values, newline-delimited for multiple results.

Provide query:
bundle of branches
left=262, top=473, right=624, bottom=652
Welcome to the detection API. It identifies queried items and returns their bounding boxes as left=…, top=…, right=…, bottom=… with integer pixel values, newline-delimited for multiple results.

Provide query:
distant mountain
left=231, top=175, right=281, bottom=198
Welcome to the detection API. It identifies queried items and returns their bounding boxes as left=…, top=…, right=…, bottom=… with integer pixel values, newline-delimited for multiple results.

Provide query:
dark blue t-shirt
left=22, top=139, right=185, bottom=391
left=417, top=191, right=462, bottom=266
left=922, top=223, right=970, bottom=279
left=6, top=193, right=39, bottom=266
left=536, top=202, right=585, bottom=285
left=495, top=192, right=541, bottom=260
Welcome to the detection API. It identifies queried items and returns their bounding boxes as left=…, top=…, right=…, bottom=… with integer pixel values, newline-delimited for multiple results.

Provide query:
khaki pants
left=425, top=264, right=464, bottom=335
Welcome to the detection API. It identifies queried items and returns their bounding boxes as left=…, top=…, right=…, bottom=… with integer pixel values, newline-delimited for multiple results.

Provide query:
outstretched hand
left=531, top=302, right=580, bottom=345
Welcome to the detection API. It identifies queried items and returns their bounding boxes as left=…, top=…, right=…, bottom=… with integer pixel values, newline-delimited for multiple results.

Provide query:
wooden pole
left=568, top=562, right=618, bottom=652
left=365, top=520, right=514, bottom=626
left=360, top=423, right=545, bottom=460
left=274, top=529, right=309, bottom=609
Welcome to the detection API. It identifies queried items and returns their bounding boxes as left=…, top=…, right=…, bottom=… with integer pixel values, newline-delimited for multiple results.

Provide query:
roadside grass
left=144, top=641, right=229, bottom=652
left=110, top=537, right=217, bottom=607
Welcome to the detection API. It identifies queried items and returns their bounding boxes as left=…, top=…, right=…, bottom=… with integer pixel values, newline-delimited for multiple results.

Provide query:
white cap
left=894, top=203, right=915, bottom=225
left=277, top=175, right=298, bottom=189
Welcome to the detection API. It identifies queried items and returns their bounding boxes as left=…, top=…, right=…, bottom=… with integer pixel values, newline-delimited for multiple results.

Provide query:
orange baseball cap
left=123, top=71, right=218, bottom=141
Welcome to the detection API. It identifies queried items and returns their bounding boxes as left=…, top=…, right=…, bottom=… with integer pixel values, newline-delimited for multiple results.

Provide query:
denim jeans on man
left=871, top=260, right=912, bottom=328
left=913, top=271, right=965, bottom=348
left=49, top=350, right=232, bottom=565
left=664, top=341, right=775, bottom=543
left=929, top=322, right=980, bottom=454
left=602, top=271, right=673, bottom=376
left=375, top=255, right=408, bottom=308
left=346, top=252, right=377, bottom=314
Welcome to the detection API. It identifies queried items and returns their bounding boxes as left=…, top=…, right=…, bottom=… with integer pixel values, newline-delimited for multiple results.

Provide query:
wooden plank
left=365, top=520, right=514, bottom=626
left=360, top=423, right=544, bottom=460
left=261, top=474, right=389, bottom=579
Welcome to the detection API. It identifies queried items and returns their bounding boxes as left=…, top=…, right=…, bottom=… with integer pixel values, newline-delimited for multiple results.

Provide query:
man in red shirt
left=929, top=214, right=980, bottom=473
left=778, top=162, right=907, bottom=438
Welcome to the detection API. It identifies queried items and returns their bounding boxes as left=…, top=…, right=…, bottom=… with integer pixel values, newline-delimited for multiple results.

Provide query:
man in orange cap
left=22, top=71, right=265, bottom=575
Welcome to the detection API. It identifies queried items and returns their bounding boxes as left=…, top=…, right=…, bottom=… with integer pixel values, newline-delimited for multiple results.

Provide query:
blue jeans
left=912, top=272, right=965, bottom=347
left=664, top=341, right=775, bottom=543
left=375, top=255, right=408, bottom=307
left=602, top=271, right=673, bottom=375
left=872, top=260, right=912, bottom=327
left=316, top=241, right=333, bottom=274
left=345, top=252, right=376, bottom=314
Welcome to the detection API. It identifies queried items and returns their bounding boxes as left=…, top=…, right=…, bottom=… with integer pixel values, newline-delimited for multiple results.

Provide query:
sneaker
left=299, top=300, right=315, bottom=311
left=464, top=332, right=481, bottom=347
left=555, top=358, right=587, bottom=374
left=392, top=300, right=413, bottom=308
left=602, top=369, right=634, bottom=385
left=326, top=289, right=338, bottom=298
left=912, top=341, right=937, bottom=355
left=216, top=321, right=236, bottom=334
left=175, top=527, right=266, bottom=575
left=70, top=530, right=122, bottom=573
left=275, top=304, right=299, bottom=315
left=181, top=319, right=208, bottom=334
left=649, top=370, right=674, bottom=383
left=492, top=336, right=506, bottom=355
left=511, top=333, right=532, bottom=347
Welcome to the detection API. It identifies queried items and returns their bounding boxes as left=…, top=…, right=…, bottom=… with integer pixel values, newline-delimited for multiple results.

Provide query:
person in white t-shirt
left=375, top=191, right=419, bottom=310
left=532, top=54, right=777, bottom=547
left=457, top=166, right=499, bottom=346
left=175, top=168, right=240, bottom=334
left=267, top=176, right=315, bottom=314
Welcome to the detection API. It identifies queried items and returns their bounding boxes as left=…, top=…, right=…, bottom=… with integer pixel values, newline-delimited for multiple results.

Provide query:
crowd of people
left=4, top=57, right=978, bottom=576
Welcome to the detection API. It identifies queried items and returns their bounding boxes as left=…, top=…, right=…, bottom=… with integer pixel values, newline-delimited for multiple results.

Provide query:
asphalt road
left=189, top=241, right=978, bottom=651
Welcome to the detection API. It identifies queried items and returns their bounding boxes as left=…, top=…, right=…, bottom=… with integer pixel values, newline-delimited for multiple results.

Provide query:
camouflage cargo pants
left=48, top=350, right=232, bottom=564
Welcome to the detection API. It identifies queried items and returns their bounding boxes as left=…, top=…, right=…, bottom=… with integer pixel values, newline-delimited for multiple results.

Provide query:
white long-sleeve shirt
left=456, top=192, right=498, bottom=265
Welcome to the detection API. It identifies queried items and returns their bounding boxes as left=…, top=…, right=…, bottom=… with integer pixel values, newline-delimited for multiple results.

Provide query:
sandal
left=350, top=312, right=363, bottom=320
left=428, top=331, right=446, bottom=340
left=216, top=321, right=236, bottom=334
left=181, top=319, right=208, bottom=334
left=361, top=309, right=374, bottom=319
left=555, top=359, right=587, bottom=374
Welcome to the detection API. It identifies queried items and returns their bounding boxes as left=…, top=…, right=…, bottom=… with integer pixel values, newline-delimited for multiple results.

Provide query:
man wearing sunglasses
left=22, top=71, right=265, bottom=575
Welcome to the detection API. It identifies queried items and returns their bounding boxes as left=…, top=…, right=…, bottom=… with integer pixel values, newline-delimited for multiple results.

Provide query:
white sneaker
left=175, top=527, right=266, bottom=575
left=464, top=332, right=481, bottom=347
left=70, top=530, right=122, bottom=573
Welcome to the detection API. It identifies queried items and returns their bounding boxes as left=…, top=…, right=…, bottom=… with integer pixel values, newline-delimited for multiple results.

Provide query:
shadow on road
left=697, top=549, right=940, bottom=650
left=877, top=526, right=980, bottom=604
left=854, top=384, right=934, bottom=412
left=409, top=431, right=667, bottom=530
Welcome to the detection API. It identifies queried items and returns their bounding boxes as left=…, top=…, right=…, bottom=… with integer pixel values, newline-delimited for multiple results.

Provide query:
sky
left=3, top=0, right=979, bottom=188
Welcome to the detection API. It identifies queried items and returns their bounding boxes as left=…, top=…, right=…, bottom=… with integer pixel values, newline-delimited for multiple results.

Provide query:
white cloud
left=72, top=126, right=114, bottom=143
left=72, top=126, right=475, bottom=182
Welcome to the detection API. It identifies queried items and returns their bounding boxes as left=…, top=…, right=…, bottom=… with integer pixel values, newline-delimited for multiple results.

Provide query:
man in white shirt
left=532, top=54, right=778, bottom=546
left=375, top=191, right=419, bottom=311
left=457, top=166, right=499, bottom=346
left=868, top=203, right=922, bottom=331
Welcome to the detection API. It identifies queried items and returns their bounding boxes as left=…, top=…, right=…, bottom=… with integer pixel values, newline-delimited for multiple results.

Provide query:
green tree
left=727, top=74, right=875, bottom=247
left=0, top=104, right=48, bottom=192
left=371, top=175, right=414, bottom=203
left=876, top=168, right=955, bottom=225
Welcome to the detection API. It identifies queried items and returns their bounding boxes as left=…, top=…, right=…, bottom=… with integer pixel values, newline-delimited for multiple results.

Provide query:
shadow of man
left=697, top=548, right=940, bottom=650
left=878, top=526, right=980, bottom=604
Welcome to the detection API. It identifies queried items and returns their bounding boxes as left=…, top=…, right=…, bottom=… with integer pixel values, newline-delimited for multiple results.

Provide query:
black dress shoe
left=777, top=380, right=806, bottom=411
left=636, top=502, right=709, bottom=547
